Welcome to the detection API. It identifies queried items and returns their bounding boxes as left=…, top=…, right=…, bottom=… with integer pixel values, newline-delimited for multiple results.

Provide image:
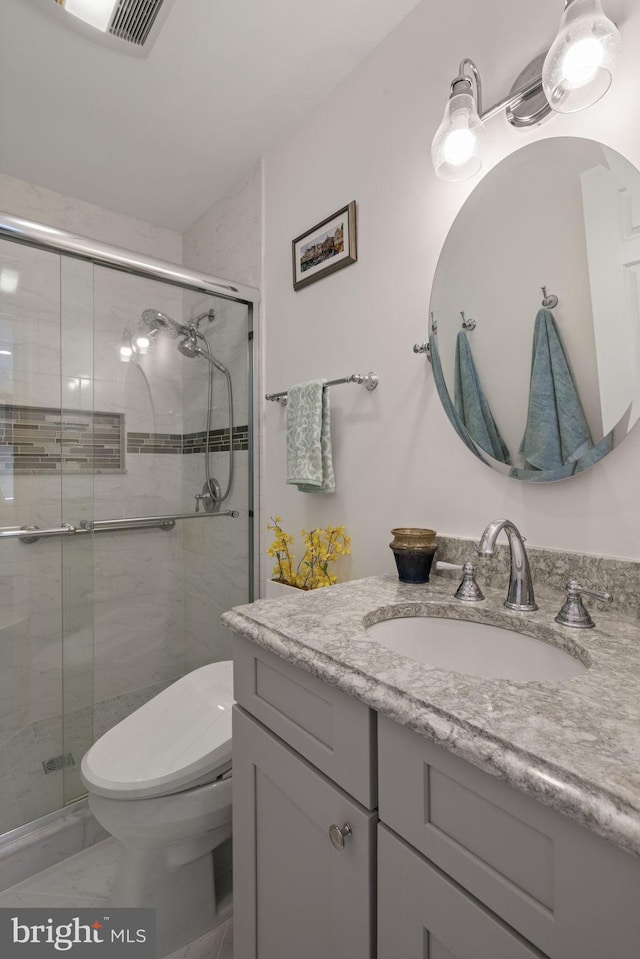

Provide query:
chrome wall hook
left=541, top=286, right=559, bottom=309
left=460, top=311, right=477, bottom=331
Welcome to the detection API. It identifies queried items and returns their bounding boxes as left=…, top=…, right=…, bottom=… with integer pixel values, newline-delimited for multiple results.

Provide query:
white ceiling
left=0, top=0, right=421, bottom=232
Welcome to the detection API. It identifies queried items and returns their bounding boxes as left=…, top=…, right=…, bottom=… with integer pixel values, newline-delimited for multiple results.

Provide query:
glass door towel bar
left=265, top=372, right=379, bottom=406
left=0, top=509, right=240, bottom=544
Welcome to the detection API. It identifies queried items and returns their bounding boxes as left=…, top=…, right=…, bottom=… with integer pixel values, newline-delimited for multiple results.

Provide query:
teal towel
left=429, top=333, right=484, bottom=463
left=286, top=380, right=335, bottom=493
left=519, top=309, right=592, bottom=472
left=454, top=330, right=510, bottom=464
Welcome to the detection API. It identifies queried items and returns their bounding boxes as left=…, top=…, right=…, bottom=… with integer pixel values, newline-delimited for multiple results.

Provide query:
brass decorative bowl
left=390, top=528, right=437, bottom=550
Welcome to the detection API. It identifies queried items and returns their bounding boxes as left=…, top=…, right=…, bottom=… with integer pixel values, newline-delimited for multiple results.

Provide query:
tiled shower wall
left=180, top=296, right=251, bottom=672
left=181, top=164, right=260, bottom=669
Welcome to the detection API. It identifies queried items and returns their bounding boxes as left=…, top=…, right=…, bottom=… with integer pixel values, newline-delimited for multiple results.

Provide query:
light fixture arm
left=453, top=57, right=547, bottom=124
left=453, top=58, right=483, bottom=114
left=480, top=71, right=545, bottom=122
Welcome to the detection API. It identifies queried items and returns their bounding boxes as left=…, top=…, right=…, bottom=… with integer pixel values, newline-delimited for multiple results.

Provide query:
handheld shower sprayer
left=140, top=308, right=233, bottom=513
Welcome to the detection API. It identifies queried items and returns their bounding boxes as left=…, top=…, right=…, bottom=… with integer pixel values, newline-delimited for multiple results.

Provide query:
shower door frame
left=0, top=210, right=261, bottom=601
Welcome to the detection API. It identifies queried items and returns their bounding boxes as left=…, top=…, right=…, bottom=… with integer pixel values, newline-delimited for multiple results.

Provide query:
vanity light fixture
left=431, top=0, right=621, bottom=182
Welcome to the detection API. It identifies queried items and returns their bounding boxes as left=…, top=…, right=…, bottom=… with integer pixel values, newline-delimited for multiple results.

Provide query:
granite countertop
left=222, top=574, right=640, bottom=857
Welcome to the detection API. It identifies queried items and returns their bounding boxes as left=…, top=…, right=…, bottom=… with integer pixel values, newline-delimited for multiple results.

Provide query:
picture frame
left=291, top=201, right=357, bottom=291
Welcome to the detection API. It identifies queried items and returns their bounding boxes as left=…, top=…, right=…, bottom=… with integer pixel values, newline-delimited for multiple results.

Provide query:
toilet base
left=111, top=834, right=230, bottom=957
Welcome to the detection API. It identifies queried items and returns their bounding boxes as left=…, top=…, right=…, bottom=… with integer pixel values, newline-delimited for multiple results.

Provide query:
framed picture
left=292, top=201, right=357, bottom=291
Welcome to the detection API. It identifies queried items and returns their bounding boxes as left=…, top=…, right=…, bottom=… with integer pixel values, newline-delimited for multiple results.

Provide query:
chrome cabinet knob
left=328, top=823, right=352, bottom=850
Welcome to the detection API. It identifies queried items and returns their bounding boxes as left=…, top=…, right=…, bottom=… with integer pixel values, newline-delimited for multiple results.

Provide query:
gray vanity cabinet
left=232, top=635, right=640, bottom=959
left=232, top=636, right=377, bottom=959
left=378, top=715, right=640, bottom=959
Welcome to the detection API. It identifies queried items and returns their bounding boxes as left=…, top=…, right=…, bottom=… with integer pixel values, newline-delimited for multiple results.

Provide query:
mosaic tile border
left=126, top=432, right=183, bottom=455
left=0, top=405, right=250, bottom=473
left=183, top=424, right=249, bottom=454
left=0, top=405, right=124, bottom=475
left=128, top=425, right=249, bottom=455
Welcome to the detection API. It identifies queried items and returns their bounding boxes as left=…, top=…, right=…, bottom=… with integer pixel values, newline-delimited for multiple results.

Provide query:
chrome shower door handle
left=0, top=523, right=77, bottom=544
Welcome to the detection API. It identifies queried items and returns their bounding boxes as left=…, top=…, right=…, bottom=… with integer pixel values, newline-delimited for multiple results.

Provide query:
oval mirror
left=429, top=137, right=640, bottom=483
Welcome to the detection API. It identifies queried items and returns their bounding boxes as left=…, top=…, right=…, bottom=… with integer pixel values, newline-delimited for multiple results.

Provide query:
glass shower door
left=0, top=238, right=67, bottom=830
left=0, top=232, right=254, bottom=834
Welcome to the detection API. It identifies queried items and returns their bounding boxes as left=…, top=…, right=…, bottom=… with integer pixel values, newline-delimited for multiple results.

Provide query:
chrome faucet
left=477, top=518, right=537, bottom=612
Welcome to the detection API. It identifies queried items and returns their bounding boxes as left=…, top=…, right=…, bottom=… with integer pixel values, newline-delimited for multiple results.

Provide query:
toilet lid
left=80, top=661, right=233, bottom=800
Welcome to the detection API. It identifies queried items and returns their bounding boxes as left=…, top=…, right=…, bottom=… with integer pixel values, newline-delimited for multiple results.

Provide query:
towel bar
left=266, top=372, right=379, bottom=406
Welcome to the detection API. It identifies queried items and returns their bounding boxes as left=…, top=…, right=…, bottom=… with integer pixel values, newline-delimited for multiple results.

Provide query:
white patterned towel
left=286, top=380, right=335, bottom=493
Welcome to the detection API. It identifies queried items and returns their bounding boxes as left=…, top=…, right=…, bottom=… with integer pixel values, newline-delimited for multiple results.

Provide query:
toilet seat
left=81, top=661, right=233, bottom=800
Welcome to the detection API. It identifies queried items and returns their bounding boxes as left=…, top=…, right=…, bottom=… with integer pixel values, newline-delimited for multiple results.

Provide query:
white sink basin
left=366, top=616, right=587, bottom=681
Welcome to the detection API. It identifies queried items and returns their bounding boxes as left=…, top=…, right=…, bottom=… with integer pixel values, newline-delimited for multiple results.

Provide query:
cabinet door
left=233, top=705, right=376, bottom=959
left=233, top=633, right=377, bottom=808
left=378, top=825, right=546, bottom=959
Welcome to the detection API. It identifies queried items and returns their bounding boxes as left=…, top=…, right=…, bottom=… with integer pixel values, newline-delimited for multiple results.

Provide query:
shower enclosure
left=0, top=214, right=257, bottom=836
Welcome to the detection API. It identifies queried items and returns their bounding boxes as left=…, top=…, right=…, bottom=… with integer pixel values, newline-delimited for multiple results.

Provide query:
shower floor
left=0, top=680, right=173, bottom=834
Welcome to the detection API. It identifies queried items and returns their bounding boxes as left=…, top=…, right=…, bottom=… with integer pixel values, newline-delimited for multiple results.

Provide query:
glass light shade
left=431, top=91, right=485, bottom=182
left=64, top=0, right=118, bottom=32
left=542, top=0, right=621, bottom=113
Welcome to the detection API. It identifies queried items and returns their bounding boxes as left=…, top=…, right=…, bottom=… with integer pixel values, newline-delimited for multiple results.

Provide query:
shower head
left=178, top=332, right=229, bottom=374
left=177, top=336, right=200, bottom=359
left=140, top=309, right=190, bottom=338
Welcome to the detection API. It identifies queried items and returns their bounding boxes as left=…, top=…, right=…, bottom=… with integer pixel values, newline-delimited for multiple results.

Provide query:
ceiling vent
left=45, top=0, right=178, bottom=56
left=110, top=0, right=167, bottom=47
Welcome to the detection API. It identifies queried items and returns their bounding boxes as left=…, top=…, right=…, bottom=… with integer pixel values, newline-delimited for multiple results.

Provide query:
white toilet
left=81, top=661, right=234, bottom=958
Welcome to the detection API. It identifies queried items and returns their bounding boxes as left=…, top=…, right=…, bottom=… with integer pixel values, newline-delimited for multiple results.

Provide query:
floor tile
left=9, top=838, right=121, bottom=901
left=0, top=889, right=109, bottom=908
left=0, top=804, right=231, bottom=955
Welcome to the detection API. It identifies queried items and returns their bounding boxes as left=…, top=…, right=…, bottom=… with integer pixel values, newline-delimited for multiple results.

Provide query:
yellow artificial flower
left=266, top=517, right=350, bottom=590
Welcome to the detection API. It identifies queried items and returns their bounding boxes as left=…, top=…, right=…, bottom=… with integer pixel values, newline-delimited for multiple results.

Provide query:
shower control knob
left=328, top=823, right=352, bottom=850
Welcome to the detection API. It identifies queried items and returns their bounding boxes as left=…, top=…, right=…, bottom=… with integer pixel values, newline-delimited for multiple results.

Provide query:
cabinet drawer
left=233, top=705, right=377, bottom=959
left=233, top=633, right=376, bottom=808
left=378, top=824, right=545, bottom=959
left=378, top=716, right=555, bottom=955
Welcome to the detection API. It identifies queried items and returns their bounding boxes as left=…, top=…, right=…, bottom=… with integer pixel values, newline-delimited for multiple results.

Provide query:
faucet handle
left=454, top=562, right=485, bottom=603
left=555, top=580, right=612, bottom=629
left=435, top=561, right=484, bottom=602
